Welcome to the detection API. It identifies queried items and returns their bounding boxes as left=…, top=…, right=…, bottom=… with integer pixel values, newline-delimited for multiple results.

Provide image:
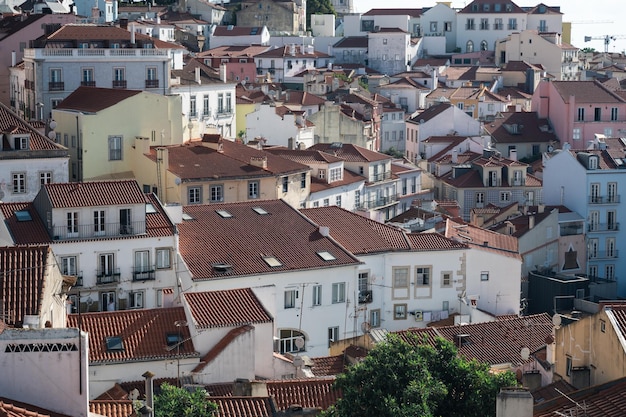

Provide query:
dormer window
left=12, top=135, right=29, bottom=150
left=588, top=156, right=598, bottom=170
left=105, top=336, right=124, bottom=352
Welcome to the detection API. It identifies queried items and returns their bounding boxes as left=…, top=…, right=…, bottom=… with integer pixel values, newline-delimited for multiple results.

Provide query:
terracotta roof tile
left=533, top=376, right=626, bottom=417
left=407, top=103, right=452, bottom=124
left=0, top=398, right=71, bottom=417
left=445, top=218, right=521, bottom=260
left=146, top=139, right=309, bottom=180
left=531, top=379, right=576, bottom=404
left=185, top=289, right=272, bottom=329
left=178, top=200, right=360, bottom=280
left=484, top=111, right=558, bottom=144
left=266, top=148, right=343, bottom=164
left=309, top=354, right=345, bottom=376
left=0, top=102, right=65, bottom=152
left=42, top=180, right=145, bottom=208
left=0, top=246, right=50, bottom=327
left=267, top=378, right=339, bottom=410
left=301, top=206, right=411, bottom=254
left=460, top=0, right=525, bottom=13
left=144, top=193, right=177, bottom=238
left=211, top=397, right=274, bottom=417
left=308, top=143, right=391, bottom=163
left=170, top=59, right=224, bottom=86
left=398, top=313, right=552, bottom=366
left=551, top=80, right=625, bottom=104
left=255, top=45, right=330, bottom=59
left=67, top=307, right=199, bottom=364
left=309, top=169, right=365, bottom=193
left=362, top=8, right=423, bottom=17
left=89, top=400, right=135, bottom=417
left=406, top=232, right=468, bottom=251
left=278, top=90, right=326, bottom=107
left=0, top=202, right=50, bottom=244
left=45, top=24, right=184, bottom=49
left=55, top=87, right=142, bottom=113
left=212, top=25, right=264, bottom=36
left=333, top=36, right=368, bottom=48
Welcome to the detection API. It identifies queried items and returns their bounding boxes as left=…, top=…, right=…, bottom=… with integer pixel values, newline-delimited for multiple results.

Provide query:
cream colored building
left=52, top=87, right=183, bottom=181
left=130, top=135, right=311, bottom=208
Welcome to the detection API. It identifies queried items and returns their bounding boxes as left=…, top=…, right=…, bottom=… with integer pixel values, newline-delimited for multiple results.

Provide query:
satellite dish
left=552, top=314, right=562, bottom=327
left=294, top=337, right=305, bottom=349
left=293, top=356, right=304, bottom=367
left=128, top=388, right=140, bottom=401
left=361, top=321, right=371, bottom=334
left=174, top=178, right=182, bottom=185
left=419, top=119, right=425, bottom=124
left=520, top=347, right=530, bottom=361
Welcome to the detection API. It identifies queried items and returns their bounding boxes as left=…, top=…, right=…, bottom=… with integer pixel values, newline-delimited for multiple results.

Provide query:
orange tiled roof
left=211, top=397, right=274, bottom=417
left=45, top=24, right=185, bottom=49
left=267, top=378, right=339, bottom=410
left=309, top=170, right=365, bottom=193
left=551, top=80, right=625, bottom=104
left=42, top=180, right=145, bottom=208
left=0, top=246, right=50, bottom=327
left=89, top=400, right=135, bottom=417
left=67, top=307, right=199, bottom=364
left=308, top=143, right=391, bottom=163
left=178, top=200, right=361, bottom=280
left=0, top=398, right=71, bottom=417
left=445, top=218, right=521, bottom=260
left=185, top=288, right=272, bottom=329
left=55, top=87, right=142, bottom=113
left=0, top=102, right=65, bottom=152
left=309, top=354, right=345, bottom=376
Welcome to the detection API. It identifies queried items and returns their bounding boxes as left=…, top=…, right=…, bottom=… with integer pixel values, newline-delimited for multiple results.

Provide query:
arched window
left=278, top=329, right=306, bottom=353
left=480, top=40, right=488, bottom=51
left=466, top=40, right=474, bottom=53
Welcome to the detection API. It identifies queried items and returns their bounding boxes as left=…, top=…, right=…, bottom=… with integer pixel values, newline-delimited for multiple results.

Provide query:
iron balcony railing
left=52, top=220, right=144, bottom=240
left=96, top=268, right=120, bottom=285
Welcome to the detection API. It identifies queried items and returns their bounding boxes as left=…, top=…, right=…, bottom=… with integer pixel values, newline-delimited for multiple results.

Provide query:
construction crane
left=584, top=34, right=626, bottom=53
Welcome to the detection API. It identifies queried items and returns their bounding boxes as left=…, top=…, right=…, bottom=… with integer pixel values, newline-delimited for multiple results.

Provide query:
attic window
left=252, top=207, right=269, bottom=215
left=212, top=263, right=232, bottom=273
left=317, top=251, right=336, bottom=261
left=262, top=256, right=283, bottom=267
left=145, top=203, right=157, bottom=214
left=105, top=336, right=124, bottom=352
left=15, top=210, right=32, bottom=222
left=166, top=333, right=183, bottom=347
left=216, top=210, right=233, bottom=218
left=182, top=213, right=194, bottom=221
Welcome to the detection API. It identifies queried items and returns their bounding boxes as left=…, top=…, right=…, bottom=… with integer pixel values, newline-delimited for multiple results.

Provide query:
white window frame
left=284, top=289, right=297, bottom=309
left=332, top=282, right=346, bottom=303
left=156, top=248, right=171, bottom=269
left=415, top=266, right=430, bottom=287
left=188, top=186, right=202, bottom=204
left=108, top=135, right=122, bottom=160
left=12, top=172, right=26, bottom=193
left=312, top=284, right=322, bottom=306
left=129, top=291, right=144, bottom=309
left=210, top=184, right=223, bottom=203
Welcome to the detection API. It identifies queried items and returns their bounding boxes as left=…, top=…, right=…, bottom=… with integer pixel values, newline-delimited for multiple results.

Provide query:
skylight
left=262, top=256, right=283, bottom=267
left=216, top=210, right=233, bottom=218
left=252, top=207, right=269, bottom=215
left=15, top=210, right=32, bottom=222
left=182, top=213, right=194, bottom=221
left=166, top=333, right=183, bottom=347
left=145, top=203, right=157, bottom=214
left=317, top=251, right=336, bottom=261
left=105, top=336, right=124, bottom=352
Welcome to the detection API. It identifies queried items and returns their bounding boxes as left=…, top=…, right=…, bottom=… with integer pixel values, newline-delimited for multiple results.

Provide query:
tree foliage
left=153, top=383, right=218, bottom=417
left=306, top=0, right=336, bottom=31
left=322, top=334, right=518, bottom=417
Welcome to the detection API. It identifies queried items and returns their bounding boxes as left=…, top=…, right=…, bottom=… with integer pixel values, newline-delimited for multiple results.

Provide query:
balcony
left=358, top=290, right=373, bottom=304
left=81, top=81, right=96, bottom=87
left=588, top=222, right=619, bottom=232
left=133, top=267, right=155, bottom=281
left=357, top=193, right=399, bottom=210
left=538, top=25, right=549, bottom=32
left=96, top=268, right=120, bottom=285
left=216, top=107, right=233, bottom=116
left=465, top=24, right=475, bottom=30
left=508, top=24, right=517, bottom=30
left=52, top=220, right=145, bottom=240
left=112, top=80, right=127, bottom=89
left=589, top=195, right=620, bottom=204
left=48, top=81, right=64, bottom=91
left=494, top=23, right=503, bottom=30
left=371, top=170, right=393, bottom=182
left=24, top=48, right=170, bottom=60
left=145, top=79, right=159, bottom=88
left=588, top=250, right=619, bottom=260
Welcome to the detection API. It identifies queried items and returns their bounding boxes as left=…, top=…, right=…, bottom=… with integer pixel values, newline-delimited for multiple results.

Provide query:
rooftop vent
left=212, top=263, right=233, bottom=273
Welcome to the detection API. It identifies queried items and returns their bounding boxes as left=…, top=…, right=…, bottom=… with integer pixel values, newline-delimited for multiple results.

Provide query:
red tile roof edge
left=192, top=325, right=254, bottom=373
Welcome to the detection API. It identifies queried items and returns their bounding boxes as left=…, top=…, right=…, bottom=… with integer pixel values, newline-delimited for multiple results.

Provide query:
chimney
left=120, top=18, right=128, bottom=29
left=130, top=23, right=136, bottom=44
left=537, top=204, right=545, bottom=214
left=509, top=148, right=517, bottom=161
left=195, top=66, right=201, bottom=85
left=528, top=215, right=535, bottom=230
left=250, top=156, right=268, bottom=169
left=495, top=387, right=533, bottom=417
left=11, top=51, right=16, bottom=67
left=451, top=149, right=458, bottom=164
left=220, top=63, right=227, bottom=83
left=142, top=371, right=155, bottom=417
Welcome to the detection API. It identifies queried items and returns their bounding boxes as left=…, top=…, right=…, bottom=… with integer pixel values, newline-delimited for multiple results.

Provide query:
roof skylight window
left=105, top=336, right=124, bottom=352
left=262, top=256, right=283, bottom=267
left=216, top=210, right=233, bottom=218
left=15, top=210, right=32, bottom=222
left=252, top=207, right=269, bottom=215
left=317, top=251, right=336, bottom=261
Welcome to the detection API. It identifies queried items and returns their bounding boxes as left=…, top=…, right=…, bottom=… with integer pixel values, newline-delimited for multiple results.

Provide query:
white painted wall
left=0, top=156, right=69, bottom=203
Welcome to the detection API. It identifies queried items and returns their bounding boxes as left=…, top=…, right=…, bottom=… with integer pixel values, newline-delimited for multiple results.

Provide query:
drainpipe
left=142, top=371, right=155, bottom=417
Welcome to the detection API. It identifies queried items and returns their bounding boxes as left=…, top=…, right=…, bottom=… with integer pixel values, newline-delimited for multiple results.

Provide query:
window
left=300, top=173, right=306, bottom=188
left=606, top=238, right=616, bottom=258
left=101, top=291, right=116, bottom=311
left=416, top=267, right=430, bottom=286
left=332, top=282, right=346, bottom=303
left=476, top=192, right=484, bottom=205
left=67, top=294, right=78, bottom=314
left=604, top=127, right=613, bottom=137
left=50, top=68, right=62, bottom=82
left=282, top=176, right=289, bottom=193
left=508, top=18, right=517, bottom=30
left=113, top=67, right=125, bottom=81
left=203, top=95, right=210, bottom=116
left=119, top=208, right=131, bottom=234
left=93, top=210, right=105, bottom=236
left=312, top=284, right=322, bottom=306
left=329, top=167, right=342, bottom=182
left=134, top=250, right=151, bottom=276
left=608, top=210, right=617, bottom=230
left=188, top=186, right=201, bottom=204
left=336, top=195, right=342, bottom=207
left=466, top=18, right=475, bottom=30
left=600, top=320, right=606, bottom=333
left=156, top=248, right=171, bottom=269
left=444, top=21, right=452, bottom=31
left=566, top=356, right=572, bottom=376
left=370, top=309, right=381, bottom=327
left=500, top=191, right=511, bottom=202
left=323, top=198, right=329, bottom=207
left=354, top=190, right=361, bottom=207
left=284, top=289, right=297, bottom=309
left=394, top=304, right=407, bottom=319
left=313, top=201, right=319, bottom=208
left=60, top=256, right=77, bottom=275
left=466, top=40, right=474, bottom=53
left=383, top=38, right=387, bottom=45
left=129, top=291, right=144, bottom=309
left=480, top=18, right=489, bottom=30
left=577, top=107, right=585, bottom=121
left=67, top=212, right=79, bottom=237
left=494, top=18, right=503, bottom=30
left=105, top=335, right=123, bottom=351
left=328, top=326, right=339, bottom=347
left=573, top=128, right=581, bottom=140
left=278, top=329, right=305, bottom=353
left=393, top=267, right=410, bottom=299
left=608, top=182, right=617, bottom=203
left=108, top=136, right=122, bottom=160
left=210, top=184, right=223, bottom=202
left=594, top=107, right=601, bottom=121
left=588, top=156, right=598, bottom=169
left=481, top=271, right=489, bottom=281
left=12, top=173, right=25, bottom=193
left=189, top=95, right=197, bottom=117
left=318, top=169, right=326, bottom=179
left=430, top=21, right=438, bottom=32
left=248, top=181, right=259, bottom=199
left=442, top=272, right=452, bottom=287
left=611, top=107, right=618, bottom=121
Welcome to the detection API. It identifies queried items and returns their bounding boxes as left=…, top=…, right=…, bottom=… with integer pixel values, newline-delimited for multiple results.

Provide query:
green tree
left=152, top=383, right=218, bottom=417
left=306, top=0, right=336, bottom=31
left=323, top=334, right=517, bottom=417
